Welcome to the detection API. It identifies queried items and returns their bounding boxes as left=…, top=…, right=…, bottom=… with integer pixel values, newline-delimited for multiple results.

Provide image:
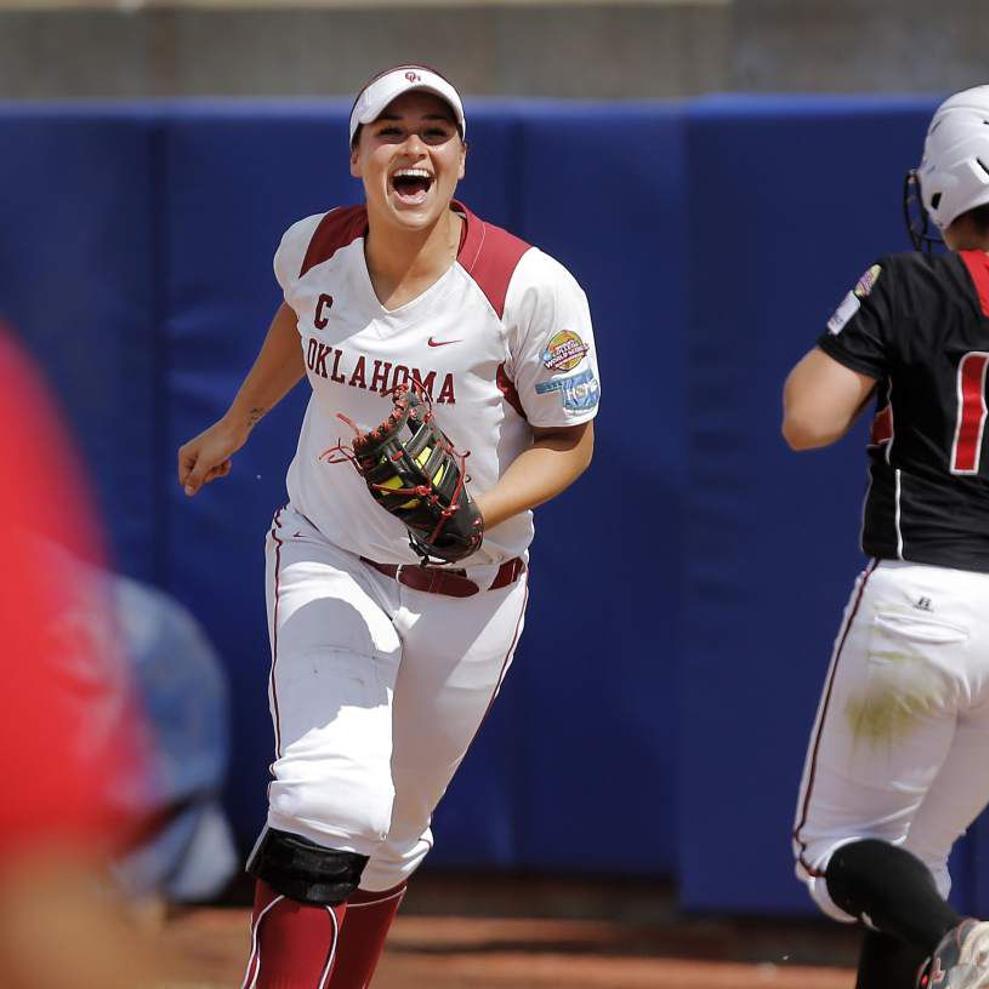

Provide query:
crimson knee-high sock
left=241, top=879, right=349, bottom=989
left=326, top=883, right=407, bottom=989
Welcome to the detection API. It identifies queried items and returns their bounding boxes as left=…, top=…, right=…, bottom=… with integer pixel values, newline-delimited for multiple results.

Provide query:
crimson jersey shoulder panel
left=455, top=202, right=531, bottom=318
left=960, top=250, right=989, bottom=317
left=300, top=205, right=369, bottom=278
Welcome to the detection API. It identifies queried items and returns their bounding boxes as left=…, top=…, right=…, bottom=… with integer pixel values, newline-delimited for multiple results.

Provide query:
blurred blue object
left=111, top=574, right=238, bottom=902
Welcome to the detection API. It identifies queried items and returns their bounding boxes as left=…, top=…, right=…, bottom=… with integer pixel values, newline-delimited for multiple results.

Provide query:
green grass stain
left=845, top=653, right=948, bottom=747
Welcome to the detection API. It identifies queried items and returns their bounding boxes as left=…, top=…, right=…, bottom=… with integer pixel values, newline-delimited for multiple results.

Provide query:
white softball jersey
left=274, top=202, right=601, bottom=566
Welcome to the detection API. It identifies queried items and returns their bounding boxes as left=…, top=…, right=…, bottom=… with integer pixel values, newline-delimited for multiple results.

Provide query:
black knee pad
left=825, top=839, right=958, bottom=950
left=826, top=839, right=934, bottom=920
left=247, top=828, right=369, bottom=906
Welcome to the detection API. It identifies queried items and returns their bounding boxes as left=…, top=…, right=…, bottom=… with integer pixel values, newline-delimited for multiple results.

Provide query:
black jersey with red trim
left=816, top=249, right=989, bottom=573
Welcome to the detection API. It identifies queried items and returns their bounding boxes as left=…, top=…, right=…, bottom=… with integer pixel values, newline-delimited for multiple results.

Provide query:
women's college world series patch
left=827, top=264, right=882, bottom=335
left=854, top=264, right=882, bottom=299
left=542, top=330, right=589, bottom=372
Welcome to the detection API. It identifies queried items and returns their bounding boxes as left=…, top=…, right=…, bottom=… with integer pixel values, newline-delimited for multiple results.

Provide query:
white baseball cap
left=349, top=65, right=466, bottom=144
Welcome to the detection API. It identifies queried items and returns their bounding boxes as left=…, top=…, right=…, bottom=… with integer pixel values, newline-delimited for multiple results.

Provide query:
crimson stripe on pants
left=269, top=508, right=286, bottom=760
left=792, top=559, right=879, bottom=876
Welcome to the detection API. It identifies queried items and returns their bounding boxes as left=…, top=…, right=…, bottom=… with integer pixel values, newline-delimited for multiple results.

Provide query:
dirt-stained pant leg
left=359, top=574, right=529, bottom=892
left=263, top=507, right=404, bottom=856
left=793, top=561, right=989, bottom=921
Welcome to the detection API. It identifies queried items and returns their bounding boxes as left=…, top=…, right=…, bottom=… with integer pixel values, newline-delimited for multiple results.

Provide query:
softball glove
left=328, top=384, right=483, bottom=564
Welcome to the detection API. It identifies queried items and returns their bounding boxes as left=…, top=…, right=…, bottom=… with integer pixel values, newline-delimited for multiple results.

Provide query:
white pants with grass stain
left=794, top=559, right=989, bottom=921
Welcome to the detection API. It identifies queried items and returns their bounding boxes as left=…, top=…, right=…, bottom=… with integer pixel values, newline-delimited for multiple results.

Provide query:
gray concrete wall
left=0, top=0, right=984, bottom=100
left=733, top=0, right=988, bottom=95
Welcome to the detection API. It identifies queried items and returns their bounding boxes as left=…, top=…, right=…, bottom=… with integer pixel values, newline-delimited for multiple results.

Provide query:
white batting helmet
left=917, top=85, right=989, bottom=231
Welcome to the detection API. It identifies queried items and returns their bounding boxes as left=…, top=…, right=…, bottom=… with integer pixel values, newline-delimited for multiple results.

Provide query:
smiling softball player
left=178, top=64, right=600, bottom=988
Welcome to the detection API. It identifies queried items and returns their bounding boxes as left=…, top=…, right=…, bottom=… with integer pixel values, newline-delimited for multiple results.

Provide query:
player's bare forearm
left=782, top=347, right=876, bottom=451
left=473, top=421, right=594, bottom=529
left=178, top=302, right=305, bottom=495
left=224, top=301, right=306, bottom=432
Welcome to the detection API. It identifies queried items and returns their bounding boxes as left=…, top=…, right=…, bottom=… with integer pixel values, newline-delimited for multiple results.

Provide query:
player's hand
left=177, top=417, right=249, bottom=496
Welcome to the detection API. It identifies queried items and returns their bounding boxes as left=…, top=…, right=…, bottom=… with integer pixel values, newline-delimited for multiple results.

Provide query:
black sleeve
left=815, top=259, right=895, bottom=380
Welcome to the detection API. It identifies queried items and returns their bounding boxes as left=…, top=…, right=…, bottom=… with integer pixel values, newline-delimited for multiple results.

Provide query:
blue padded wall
left=679, top=96, right=945, bottom=913
left=8, top=97, right=989, bottom=914
left=506, top=105, right=685, bottom=875
left=0, top=107, right=159, bottom=580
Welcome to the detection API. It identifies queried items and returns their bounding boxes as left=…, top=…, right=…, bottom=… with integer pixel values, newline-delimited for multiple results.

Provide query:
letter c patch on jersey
left=314, top=293, right=334, bottom=329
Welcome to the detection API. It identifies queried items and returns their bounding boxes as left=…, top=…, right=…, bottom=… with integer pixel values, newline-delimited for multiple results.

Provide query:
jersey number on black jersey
left=951, top=351, right=989, bottom=475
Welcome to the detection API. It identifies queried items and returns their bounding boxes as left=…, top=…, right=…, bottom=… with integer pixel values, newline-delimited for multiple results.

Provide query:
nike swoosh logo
left=427, top=337, right=462, bottom=347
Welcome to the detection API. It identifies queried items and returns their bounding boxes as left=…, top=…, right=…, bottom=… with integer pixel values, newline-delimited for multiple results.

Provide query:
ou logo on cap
left=405, top=71, right=421, bottom=83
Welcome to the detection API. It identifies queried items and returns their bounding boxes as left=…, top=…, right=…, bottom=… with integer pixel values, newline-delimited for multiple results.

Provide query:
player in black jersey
left=785, top=86, right=989, bottom=989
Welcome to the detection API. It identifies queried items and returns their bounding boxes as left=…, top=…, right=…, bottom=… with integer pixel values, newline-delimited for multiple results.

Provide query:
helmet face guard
left=903, top=168, right=944, bottom=255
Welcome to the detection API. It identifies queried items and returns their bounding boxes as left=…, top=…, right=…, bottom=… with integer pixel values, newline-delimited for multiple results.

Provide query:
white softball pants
left=794, top=559, right=989, bottom=921
left=262, top=505, right=528, bottom=892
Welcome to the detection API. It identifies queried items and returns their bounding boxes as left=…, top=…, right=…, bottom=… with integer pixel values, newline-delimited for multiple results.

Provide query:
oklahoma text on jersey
left=304, top=339, right=458, bottom=405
